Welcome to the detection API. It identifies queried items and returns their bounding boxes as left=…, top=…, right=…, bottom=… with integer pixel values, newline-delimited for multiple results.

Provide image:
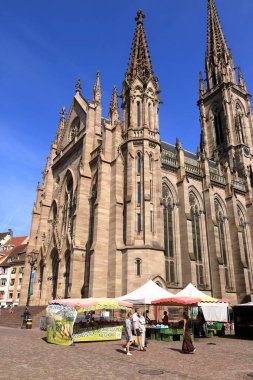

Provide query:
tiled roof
left=0, top=232, right=9, bottom=240
left=0, top=243, right=28, bottom=266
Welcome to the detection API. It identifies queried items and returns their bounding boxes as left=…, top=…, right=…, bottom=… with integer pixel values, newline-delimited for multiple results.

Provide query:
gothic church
left=20, top=0, right=253, bottom=306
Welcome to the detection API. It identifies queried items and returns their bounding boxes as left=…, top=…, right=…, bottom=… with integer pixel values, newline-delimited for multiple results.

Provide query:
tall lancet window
left=189, top=192, right=205, bottom=286
left=235, top=104, right=245, bottom=144
left=213, top=109, right=224, bottom=146
left=148, top=103, right=151, bottom=128
left=163, top=183, right=176, bottom=284
left=215, top=199, right=231, bottom=289
left=238, top=205, right=253, bottom=291
left=137, top=101, right=141, bottom=127
left=61, top=172, right=75, bottom=239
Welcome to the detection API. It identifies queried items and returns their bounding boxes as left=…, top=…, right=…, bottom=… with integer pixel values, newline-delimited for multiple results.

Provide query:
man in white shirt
left=132, top=308, right=144, bottom=350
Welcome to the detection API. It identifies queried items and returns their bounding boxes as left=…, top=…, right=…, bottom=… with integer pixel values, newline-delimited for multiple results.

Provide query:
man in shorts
left=132, top=308, right=144, bottom=351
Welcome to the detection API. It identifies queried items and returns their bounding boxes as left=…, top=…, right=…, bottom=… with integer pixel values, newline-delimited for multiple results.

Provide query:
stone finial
left=135, top=9, right=145, bottom=24
left=75, top=79, right=82, bottom=94
left=60, top=106, right=67, bottom=120
left=199, top=71, right=206, bottom=96
left=238, top=67, right=247, bottom=91
left=93, top=71, right=101, bottom=104
left=109, top=85, right=119, bottom=122
left=175, top=137, right=182, bottom=150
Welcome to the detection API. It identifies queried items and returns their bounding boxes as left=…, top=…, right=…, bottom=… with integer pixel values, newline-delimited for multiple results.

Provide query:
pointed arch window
left=213, top=109, right=224, bottom=146
left=69, top=117, right=80, bottom=141
left=61, top=172, right=75, bottom=238
left=215, top=200, right=231, bottom=289
left=135, top=258, right=142, bottom=277
left=137, top=101, right=141, bottom=127
left=148, top=103, right=151, bottom=128
left=162, top=183, right=176, bottom=284
left=64, top=251, right=71, bottom=298
left=235, top=104, right=245, bottom=144
left=189, top=192, right=205, bottom=286
left=51, top=250, right=59, bottom=299
left=238, top=206, right=253, bottom=291
left=136, top=152, right=142, bottom=175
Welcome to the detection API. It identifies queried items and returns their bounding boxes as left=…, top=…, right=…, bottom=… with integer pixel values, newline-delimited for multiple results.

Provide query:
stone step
left=0, top=306, right=46, bottom=328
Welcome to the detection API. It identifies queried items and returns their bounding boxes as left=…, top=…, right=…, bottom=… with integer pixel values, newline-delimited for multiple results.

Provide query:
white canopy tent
left=118, top=280, right=174, bottom=304
left=176, top=283, right=229, bottom=322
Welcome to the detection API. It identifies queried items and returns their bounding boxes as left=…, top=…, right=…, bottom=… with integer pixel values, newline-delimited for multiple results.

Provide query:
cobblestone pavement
left=1, top=327, right=253, bottom=380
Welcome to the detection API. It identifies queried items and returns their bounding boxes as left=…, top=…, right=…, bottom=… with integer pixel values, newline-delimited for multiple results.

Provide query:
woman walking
left=182, top=311, right=196, bottom=354
left=124, top=312, right=133, bottom=356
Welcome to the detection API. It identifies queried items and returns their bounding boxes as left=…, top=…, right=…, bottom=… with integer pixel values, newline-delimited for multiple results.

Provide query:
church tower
left=198, top=0, right=253, bottom=174
left=120, top=10, right=165, bottom=292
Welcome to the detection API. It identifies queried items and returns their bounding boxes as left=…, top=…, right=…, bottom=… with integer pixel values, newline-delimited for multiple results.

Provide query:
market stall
left=118, top=280, right=174, bottom=304
left=176, top=283, right=230, bottom=323
left=233, top=302, right=253, bottom=339
left=151, top=297, right=200, bottom=341
left=46, top=298, right=132, bottom=346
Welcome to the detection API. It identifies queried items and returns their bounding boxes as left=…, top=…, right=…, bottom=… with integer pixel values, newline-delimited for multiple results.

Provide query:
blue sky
left=1, top=0, right=253, bottom=236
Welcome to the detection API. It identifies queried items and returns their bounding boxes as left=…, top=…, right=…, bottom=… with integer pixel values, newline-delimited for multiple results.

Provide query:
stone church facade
left=20, top=1, right=253, bottom=307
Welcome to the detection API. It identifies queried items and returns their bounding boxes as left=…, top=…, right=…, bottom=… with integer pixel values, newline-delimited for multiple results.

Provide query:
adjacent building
left=0, top=237, right=28, bottom=307
left=20, top=1, right=253, bottom=307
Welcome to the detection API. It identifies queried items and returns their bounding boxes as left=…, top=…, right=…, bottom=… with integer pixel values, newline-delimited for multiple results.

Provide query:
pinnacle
left=207, top=0, right=229, bottom=59
left=126, top=10, right=154, bottom=83
left=109, top=85, right=119, bottom=120
left=93, top=71, right=101, bottom=103
left=75, top=79, right=82, bottom=94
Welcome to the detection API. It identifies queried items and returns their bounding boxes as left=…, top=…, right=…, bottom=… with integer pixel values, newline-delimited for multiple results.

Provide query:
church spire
left=93, top=71, right=101, bottom=104
left=205, top=0, right=235, bottom=90
left=207, top=0, right=229, bottom=60
left=126, top=10, right=154, bottom=83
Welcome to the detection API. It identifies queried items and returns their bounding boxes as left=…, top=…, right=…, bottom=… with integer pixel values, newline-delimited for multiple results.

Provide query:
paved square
left=0, top=327, right=252, bottom=380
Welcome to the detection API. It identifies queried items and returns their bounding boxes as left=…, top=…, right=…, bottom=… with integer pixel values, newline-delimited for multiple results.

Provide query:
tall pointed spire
left=205, top=0, right=236, bottom=90
left=93, top=71, right=101, bottom=104
left=126, top=10, right=153, bottom=83
left=109, top=85, right=119, bottom=123
left=207, top=0, right=229, bottom=60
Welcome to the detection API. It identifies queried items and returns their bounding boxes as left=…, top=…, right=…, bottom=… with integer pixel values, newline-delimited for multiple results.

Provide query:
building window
left=235, top=104, right=245, bottom=144
left=215, top=200, right=231, bottom=289
left=137, top=182, right=141, bottom=205
left=148, top=103, right=151, bottom=127
left=136, top=153, right=141, bottom=175
left=137, top=213, right=141, bottom=233
left=0, top=279, right=6, bottom=286
left=17, top=293, right=20, bottom=299
left=137, top=101, right=141, bottom=127
left=150, top=211, right=154, bottom=233
left=149, top=155, right=153, bottom=172
left=238, top=206, right=253, bottom=291
left=163, top=183, right=177, bottom=284
left=189, top=192, right=205, bottom=287
left=213, top=110, right=224, bottom=146
left=135, top=258, right=142, bottom=276
left=10, top=279, right=15, bottom=286
left=9, top=292, right=13, bottom=299
left=19, top=278, right=22, bottom=285
left=11, top=268, right=16, bottom=274
left=150, top=180, right=153, bottom=200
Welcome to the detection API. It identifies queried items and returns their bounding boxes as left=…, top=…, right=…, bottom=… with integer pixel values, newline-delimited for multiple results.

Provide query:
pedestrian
left=132, top=308, right=144, bottom=351
left=9, top=305, right=14, bottom=314
left=182, top=311, right=196, bottom=354
left=138, top=310, right=146, bottom=349
left=124, top=312, right=133, bottom=356
left=144, top=309, right=151, bottom=324
left=162, top=311, right=169, bottom=325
